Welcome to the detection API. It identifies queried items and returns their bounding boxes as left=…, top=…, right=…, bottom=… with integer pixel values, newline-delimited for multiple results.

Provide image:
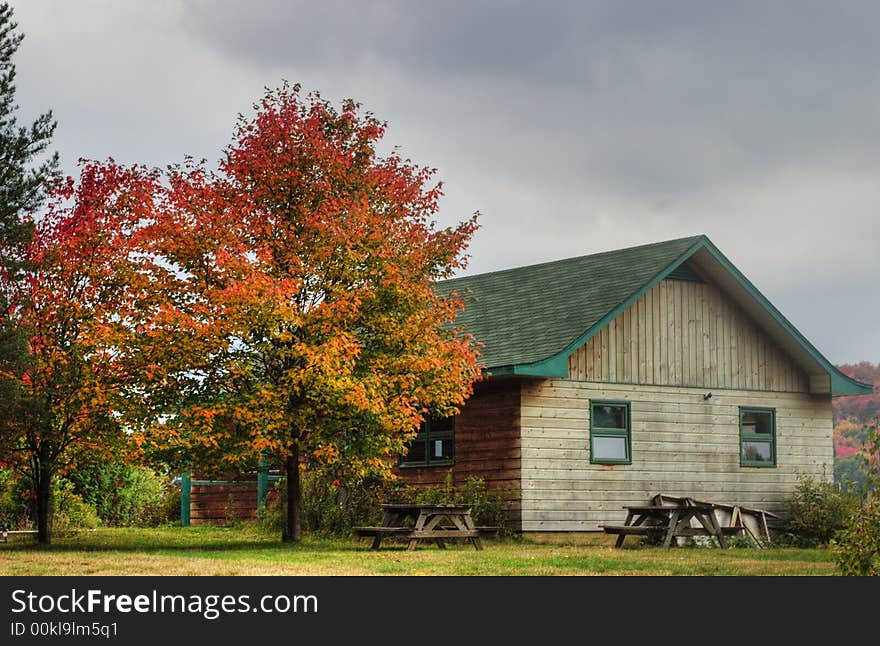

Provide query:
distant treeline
left=833, top=362, right=879, bottom=488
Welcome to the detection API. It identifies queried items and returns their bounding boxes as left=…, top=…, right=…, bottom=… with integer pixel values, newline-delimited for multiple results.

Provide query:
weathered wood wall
left=395, top=379, right=522, bottom=525
left=568, top=279, right=810, bottom=392
left=519, top=379, right=833, bottom=531
left=191, top=484, right=280, bottom=525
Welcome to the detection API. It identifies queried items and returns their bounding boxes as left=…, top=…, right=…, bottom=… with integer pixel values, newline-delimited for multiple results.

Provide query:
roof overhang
left=485, top=236, right=872, bottom=396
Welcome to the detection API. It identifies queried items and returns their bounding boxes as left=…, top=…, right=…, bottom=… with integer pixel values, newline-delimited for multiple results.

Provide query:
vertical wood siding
left=519, top=379, right=833, bottom=531
left=569, top=279, right=810, bottom=392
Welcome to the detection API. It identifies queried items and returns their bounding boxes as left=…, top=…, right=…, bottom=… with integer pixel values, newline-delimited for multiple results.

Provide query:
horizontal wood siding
left=520, top=379, right=832, bottom=531
left=569, top=279, right=810, bottom=393
left=191, top=485, right=280, bottom=525
left=395, top=379, right=522, bottom=527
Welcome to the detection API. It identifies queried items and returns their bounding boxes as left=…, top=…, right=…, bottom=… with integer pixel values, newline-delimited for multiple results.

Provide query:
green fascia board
left=499, top=235, right=872, bottom=396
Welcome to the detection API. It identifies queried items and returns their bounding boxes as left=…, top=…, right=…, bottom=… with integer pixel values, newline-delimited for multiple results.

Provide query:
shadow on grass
left=0, top=531, right=515, bottom=556
left=0, top=532, right=369, bottom=555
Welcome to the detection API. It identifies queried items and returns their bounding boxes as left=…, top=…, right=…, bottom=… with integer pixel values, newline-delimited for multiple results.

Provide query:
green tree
left=0, top=1, right=58, bottom=257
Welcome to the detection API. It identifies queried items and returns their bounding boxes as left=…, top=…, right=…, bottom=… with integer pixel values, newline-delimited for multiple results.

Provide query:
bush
left=832, top=496, right=880, bottom=575
left=410, top=472, right=507, bottom=530
left=831, top=423, right=880, bottom=575
left=260, top=470, right=507, bottom=537
left=52, top=479, right=100, bottom=530
left=835, top=454, right=869, bottom=491
left=261, top=470, right=405, bottom=536
left=161, top=483, right=182, bottom=526
left=785, top=476, right=860, bottom=546
left=1, top=470, right=100, bottom=531
left=0, top=468, right=33, bottom=530
left=66, top=461, right=177, bottom=527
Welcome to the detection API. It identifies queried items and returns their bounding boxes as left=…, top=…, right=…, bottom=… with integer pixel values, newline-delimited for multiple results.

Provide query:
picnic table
left=354, top=503, right=484, bottom=551
left=602, top=501, right=730, bottom=548
left=651, top=493, right=777, bottom=547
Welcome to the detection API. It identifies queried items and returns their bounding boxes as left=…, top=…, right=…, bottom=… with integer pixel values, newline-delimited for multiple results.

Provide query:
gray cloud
left=11, top=0, right=880, bottom=363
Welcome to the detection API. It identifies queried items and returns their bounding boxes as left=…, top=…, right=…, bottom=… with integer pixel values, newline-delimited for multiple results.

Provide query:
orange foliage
left=0, top=161, right=160, bottom=539
left=128, top=83, right=482, bottom=481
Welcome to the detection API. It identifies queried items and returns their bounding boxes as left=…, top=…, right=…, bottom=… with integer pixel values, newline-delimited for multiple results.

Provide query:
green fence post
left=257, top=454, right=269, bottom=521
left=180, top=470, right=191, bottom=527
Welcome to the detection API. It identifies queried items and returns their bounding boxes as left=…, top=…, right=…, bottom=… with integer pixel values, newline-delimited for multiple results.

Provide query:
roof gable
left=440, top=235, right=871, bottom=396
left=440, top=235, right=700, bottom=371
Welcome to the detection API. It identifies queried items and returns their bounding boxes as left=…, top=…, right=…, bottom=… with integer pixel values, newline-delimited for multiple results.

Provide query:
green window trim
left=589, top=400, right=632, bottom=465
left=399, top=416, right=455, bottom=468
left=739, top=406, right=777, bottom=468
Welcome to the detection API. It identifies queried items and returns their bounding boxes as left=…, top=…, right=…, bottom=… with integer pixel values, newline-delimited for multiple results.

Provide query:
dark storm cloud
left=11, top=1, right=880, bottom=362
left=179, top=0, right=880, bottom=194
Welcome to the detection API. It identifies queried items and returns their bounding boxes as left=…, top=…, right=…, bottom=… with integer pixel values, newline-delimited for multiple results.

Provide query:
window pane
left=402, top=437, right=426, bottom=464
left=742, top=440, right=773, bottom=464
left=742, top=410, right=773, bottom=435
left=593, top=404, right=627, bottom=429
left=432, top=438, right=453, bottom=462
left=593, top=436, right=627, bottom=461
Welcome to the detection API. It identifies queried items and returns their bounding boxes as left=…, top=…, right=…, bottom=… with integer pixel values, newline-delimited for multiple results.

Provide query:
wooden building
left=396, top=235, right=872, bottom=533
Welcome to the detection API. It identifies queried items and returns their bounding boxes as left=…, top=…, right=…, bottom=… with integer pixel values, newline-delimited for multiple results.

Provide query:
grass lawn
left=0, top=525, right=837, bottom=576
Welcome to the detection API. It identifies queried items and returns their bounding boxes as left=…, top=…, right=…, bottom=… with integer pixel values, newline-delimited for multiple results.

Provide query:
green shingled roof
left=439, top=236, right=702, bottom=370
left=438, top=235, right=872, bottom=395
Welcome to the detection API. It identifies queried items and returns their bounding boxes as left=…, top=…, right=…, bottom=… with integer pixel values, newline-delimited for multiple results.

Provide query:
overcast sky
left=11, top=1, right=879, bottom=364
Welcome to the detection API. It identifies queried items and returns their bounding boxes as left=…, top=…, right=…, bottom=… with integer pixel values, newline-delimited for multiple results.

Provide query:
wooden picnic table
left=354, top=503, right=483, bottom=551
left=602, top=502, right=729, bottom=548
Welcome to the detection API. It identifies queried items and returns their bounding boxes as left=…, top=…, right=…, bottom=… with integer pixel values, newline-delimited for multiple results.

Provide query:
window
left=739, top=407, right=776, bottom=467
left=590, top=401, right=631, bottom=464
left=400, top=416, right=454, bottom=467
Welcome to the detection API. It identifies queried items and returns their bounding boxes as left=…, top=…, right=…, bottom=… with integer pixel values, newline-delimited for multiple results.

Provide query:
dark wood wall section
left=190, top=484, right=257, bottom=525
left=190, top=483, right=280, bottom=525
left=394, top=378, right=522, bottom=528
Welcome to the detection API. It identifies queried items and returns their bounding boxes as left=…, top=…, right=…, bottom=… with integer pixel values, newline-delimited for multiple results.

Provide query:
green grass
left=0, top=525, right=837, bottom=576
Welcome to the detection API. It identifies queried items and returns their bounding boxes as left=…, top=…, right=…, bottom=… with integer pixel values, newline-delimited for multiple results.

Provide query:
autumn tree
left=0, top=162, right=157, bottom=543
left=134, top=84, right=480, bottom=541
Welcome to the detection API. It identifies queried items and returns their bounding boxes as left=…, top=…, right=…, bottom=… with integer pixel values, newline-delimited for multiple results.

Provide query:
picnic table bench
left=602, top=502, right=728, bottom=548
left=355, top=503, right=485, bottom=551
left=603, top=496, right=779, bottom=548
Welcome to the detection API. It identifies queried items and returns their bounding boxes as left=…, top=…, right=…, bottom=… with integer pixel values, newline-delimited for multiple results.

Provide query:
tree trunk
left=283, top=444, right=301, bottom=542
left=35, top=463, right=53, bottom=545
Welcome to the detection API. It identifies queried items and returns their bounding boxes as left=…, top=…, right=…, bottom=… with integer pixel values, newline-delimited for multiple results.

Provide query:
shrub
left=410, top=472, right=506, bottom=529
left=260, top=470, right=507, bottom=536
left=0, top=468, right=33, bottom=530
left=1, top=469, right=100, bottom=531
left=831, top=423, right=880, bottom=575
left=784, top=476, right=860, bottom=546
left=834, top=454, right=869, bottom=491
left=161, top=483, right=181, bottom=526
left=261, top=470, right=405, bottom=536
left=832, top=496, right=880, bottom=575
left=52, top=479, right=100, bottom=531
left=66, top=461, right=177, bottom=527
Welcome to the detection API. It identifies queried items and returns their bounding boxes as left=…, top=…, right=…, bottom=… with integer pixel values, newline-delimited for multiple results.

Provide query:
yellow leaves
left=311, top=443, right=339, bottom=464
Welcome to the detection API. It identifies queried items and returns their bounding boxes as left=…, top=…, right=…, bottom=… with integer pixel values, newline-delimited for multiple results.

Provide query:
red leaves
left=0, top=160, right=161, bottom=476
left=2, top=82, right=481, bottom=485
left=132, top=83, right=482, bottom=474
